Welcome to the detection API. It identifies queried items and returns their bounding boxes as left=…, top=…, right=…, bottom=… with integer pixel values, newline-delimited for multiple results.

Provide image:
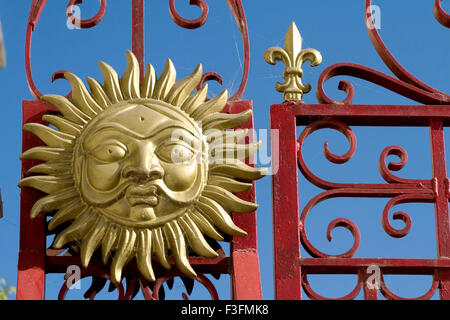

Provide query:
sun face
left=19, top=51, right=266, bottom=284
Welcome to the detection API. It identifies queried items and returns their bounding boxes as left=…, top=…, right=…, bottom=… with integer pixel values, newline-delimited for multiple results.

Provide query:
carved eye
left=156, top=142, right=194, bottom=164
left=90, top=142, right=127, bottom=163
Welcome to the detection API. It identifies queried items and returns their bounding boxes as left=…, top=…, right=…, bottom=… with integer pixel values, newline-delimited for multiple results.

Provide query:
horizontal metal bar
left=271, top=104, right=450, bottom=127
left=300, top=258, right=450, bottom=274
left=46, top=256, right=231, bottom=275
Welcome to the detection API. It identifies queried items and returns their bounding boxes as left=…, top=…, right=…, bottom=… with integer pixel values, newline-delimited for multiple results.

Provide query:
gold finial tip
left=264, top=21, right=322, bottom=102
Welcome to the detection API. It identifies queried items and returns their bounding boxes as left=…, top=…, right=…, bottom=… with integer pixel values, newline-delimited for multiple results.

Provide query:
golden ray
left=203, top=185, right=258, bottom=212
left=188, top=210, right=225, bottom=241
left=27, top=162, right=72, bottom=175
left=120, top=51, right=141, bottom=100
left=136, top=229, right=155, bottom=282
left=179, top=215, right=218, bottom=258
left=181, top=83, right=208, bottom=114
left=195, top=197, right=247, bottom=237
left=41, top=95, right=89, bottom=124
left=98, top=61, right=124, bottom=104
left=207, top=175, right=252, bottom=193
left=111, top=228, right=137, bottom=284
left=48, top=199, right=86, bottom=231
left=64, top=72, right=103, bottom=115
left=42, top=114, right=82, bottom=136
left=140, top=63, right=156, bottom=99
left=53, top=211, right=96, bottom=248
left=152, top=227, right=171, bottom=270
left=23, top=123, right=75, bottom=148
left=210, top=141, right=261, bottom=161
left=202, top=109, right=252, bottom=131
left=191, top=90, right=228, bottom=121
left=164, top=222, right=197, bottom=278
left=86, top=77, right=111, bottom=109
left=101, top=224, right=120, bottom=264
left=29, top=188, right=79, bottom=218
left=18, top=175, right=73, bottom=195
left=80, top=216, right=107, bottom=267
left=153, top=58, right=176, bottom=101
left=209, top=160, right=267, bottom=180
left=20, top=146, right=72, bottom=162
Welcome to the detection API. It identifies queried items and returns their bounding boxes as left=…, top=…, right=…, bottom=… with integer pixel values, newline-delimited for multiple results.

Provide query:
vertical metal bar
left=271, top=105, right=301, bottom=300
left=429, top=118, right=450, bottom=299
left=228, top=100, right=262, bottom=300
left=132, top=0, right=145, bottom=79
left=361, top=269, right=378, bottom=300
left=17, top=101, right=49, bottom=300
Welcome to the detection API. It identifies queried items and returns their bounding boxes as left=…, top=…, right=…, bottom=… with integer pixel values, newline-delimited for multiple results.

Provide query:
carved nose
left=122, top=148, right=164, bottom=181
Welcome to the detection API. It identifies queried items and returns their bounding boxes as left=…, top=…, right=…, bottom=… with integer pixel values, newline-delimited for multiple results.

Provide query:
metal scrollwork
left=297, top=119, right=436, bottom=257
left=168, top=0, right=249, bottom=101
left=26, top=0, right=107, bottom=99
left=316, top=0, right=450, bottom=105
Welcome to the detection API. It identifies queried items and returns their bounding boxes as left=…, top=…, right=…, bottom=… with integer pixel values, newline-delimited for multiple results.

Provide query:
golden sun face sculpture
left=19, top=51, right=266, bottom=284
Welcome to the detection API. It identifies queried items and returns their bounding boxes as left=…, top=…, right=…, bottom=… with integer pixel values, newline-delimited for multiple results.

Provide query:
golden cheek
left=86, top=157, right=122, bottom=191
left=160, top=162, right=198, bottom=191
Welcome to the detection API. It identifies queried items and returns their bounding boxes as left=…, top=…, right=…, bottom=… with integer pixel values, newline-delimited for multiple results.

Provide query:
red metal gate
left=18, top=0, right=261, bottom=300
left=270, top=0, right=450, bottom=300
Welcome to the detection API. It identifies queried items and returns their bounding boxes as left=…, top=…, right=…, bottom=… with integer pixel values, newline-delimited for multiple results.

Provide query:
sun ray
left=53, top=210, right=96, bottom=248
left=188, top=210, right=225, bottom=241
left=140, top=63, right=156, bottom=99
left=18, top=175, right=73, bottom=195
left=41, top=95, right=89, bottom=125
left=20, top=146, right=72, bottom=162
left=164, top=221, right=197, bottom=278
left=81, top=215, right=107, bottom=267
left=179, top=215, right=218, bottom=258
left=167, top=64, right=202, bottom=107
left=98, top=61, right=124, bottom=104
left=181, top=83, right=208, bottom=114
left=27, top=161, right=72, bottom=175
left=191, top=90, right=228, bottom=121
left=195, top=196, right=247, bottom=237
left=23, top=123, right=75, bottom=148
left=111, top=228, right=137, bottom=284
left=120, top=50, right=141, bottom=100
left=209, top=160, right=267, bottom=180
left=210, top=141, right=261, bottom=161
left=64, top=72, right=103, bottom=115
left=86, top=77, right=111, bottom=109
left=42, top=114, right=82, bottom=136
left=153, top=58, right=176, bottom=101
left=152, top=227, right=171, bottom=270
left=202, top=109, right=252, bottom=131
left=29, top=188, right=79, bottom=218
left=206, top=128, right=249, bottom=146
left=48, top=198, right=87, bottom=231
left=136, top=229, right=155, bottom=282
left=101, top=224, right=120, bottom=264
left=207, top=175, right=252, bottom=193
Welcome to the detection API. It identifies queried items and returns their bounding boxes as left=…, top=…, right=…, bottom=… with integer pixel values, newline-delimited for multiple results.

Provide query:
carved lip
left=125, top=184, right=159, bottom=207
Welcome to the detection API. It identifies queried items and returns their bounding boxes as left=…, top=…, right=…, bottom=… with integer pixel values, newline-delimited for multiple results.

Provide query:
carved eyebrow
left=92, top=120, right=197, bottom=140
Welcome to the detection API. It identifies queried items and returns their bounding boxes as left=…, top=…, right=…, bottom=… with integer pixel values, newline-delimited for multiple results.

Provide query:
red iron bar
left=271, top=1, right=450, bottom=300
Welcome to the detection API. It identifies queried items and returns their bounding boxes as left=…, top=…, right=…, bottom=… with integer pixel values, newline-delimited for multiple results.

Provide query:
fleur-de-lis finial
left=264, top=22, right=322, bottom=101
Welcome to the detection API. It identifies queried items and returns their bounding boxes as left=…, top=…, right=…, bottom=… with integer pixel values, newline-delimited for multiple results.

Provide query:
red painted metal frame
left=271, top=104, right=450, bottom=300
left=18, top=0, right=261, bottom=300
left=271, top=0, right=450, bottom=300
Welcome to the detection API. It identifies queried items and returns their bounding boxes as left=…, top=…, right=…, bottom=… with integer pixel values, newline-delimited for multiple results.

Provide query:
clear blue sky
left=0, top=0, right=449, bottom=300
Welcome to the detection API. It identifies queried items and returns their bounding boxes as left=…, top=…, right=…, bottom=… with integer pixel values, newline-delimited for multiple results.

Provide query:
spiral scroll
left=316, top=0, right=450, bottom=105
left=168, top=0, right=249, bottom=101
left=26, top=0, right=107, bottom=99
